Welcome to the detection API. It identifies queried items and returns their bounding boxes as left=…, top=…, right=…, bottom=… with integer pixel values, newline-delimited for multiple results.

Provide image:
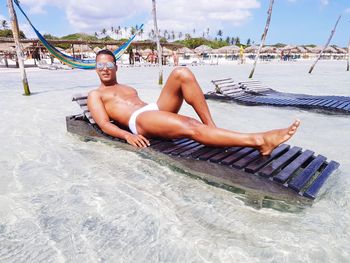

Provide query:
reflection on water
left=0, top=62, right=349, bottom=262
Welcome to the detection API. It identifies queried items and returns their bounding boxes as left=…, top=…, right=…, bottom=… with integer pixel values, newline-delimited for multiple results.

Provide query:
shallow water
left=0, top=61, right=349, bottom=262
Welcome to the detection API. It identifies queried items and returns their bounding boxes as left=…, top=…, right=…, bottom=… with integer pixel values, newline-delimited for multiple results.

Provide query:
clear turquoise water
left=0, top=61, right=349, bottom=262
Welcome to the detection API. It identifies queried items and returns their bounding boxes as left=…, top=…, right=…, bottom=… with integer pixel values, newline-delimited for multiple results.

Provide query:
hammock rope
left=14, top=0, right=142, bottom=69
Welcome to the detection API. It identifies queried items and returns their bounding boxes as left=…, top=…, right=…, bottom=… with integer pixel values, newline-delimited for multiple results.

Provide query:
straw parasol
left=244, top=45, right=259, bottom=53
left=162, top=46, right=173, bottom=56
left=260, top=46, right=279, bottom=54
left=194, top=44, right=212, bottom=54
left=177, top=47, right=194, bottom=54
left=216, top=45, right=240, bottom=54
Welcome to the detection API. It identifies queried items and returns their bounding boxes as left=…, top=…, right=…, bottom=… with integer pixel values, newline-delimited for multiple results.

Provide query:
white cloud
left=17, top=0, right=260, bottom=37
left=320, top=0, right=329, bottom=6
left=344, top=8, right=350, bottom=13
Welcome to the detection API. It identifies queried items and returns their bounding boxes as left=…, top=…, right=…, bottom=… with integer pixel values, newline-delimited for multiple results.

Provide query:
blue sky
left=1, top=0, right=350, bottom=46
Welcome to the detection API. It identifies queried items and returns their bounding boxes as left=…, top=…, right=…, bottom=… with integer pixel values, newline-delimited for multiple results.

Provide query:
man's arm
left=87, top=91, right=149, bottom=147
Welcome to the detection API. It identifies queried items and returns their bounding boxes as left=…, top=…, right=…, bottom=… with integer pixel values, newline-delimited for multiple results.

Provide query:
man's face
left=95, top=54, right=117, bottom=85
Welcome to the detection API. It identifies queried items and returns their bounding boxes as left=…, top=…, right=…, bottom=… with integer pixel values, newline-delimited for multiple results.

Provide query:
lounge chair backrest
left=72, top=93, right=95, bottom=124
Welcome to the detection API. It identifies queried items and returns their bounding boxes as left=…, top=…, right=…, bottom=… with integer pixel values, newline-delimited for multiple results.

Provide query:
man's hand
left=124, top=134, right=150, bottom=148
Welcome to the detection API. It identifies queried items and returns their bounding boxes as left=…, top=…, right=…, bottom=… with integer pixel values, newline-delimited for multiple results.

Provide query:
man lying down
left=88, top=50, right=300, bottom=156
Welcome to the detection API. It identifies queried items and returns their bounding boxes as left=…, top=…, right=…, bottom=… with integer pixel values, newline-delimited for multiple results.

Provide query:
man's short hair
left=96, top=49, right=116, bottom=63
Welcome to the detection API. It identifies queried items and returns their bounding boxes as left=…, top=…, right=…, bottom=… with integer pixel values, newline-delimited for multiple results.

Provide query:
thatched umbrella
left=194, top=44, right=212, bottom=54
left=216, top=45, right=240, bottom=54
left=332, top=46, right=347, bottom=54
left=260, top=46, right=279, bottom=54
left=177, top=47, right=194, bottom=54
left=162, top=46, right=173, bottom=56
left=244, top=45, right=259, bottom=53
left=323, top=46, right=338, bottom=54
left=140, top=48, right=153, bottom=56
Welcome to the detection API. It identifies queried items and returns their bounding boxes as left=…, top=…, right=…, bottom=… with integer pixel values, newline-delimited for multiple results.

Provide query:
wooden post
left=309, top=15, right=341, bottom=74
left=7, top=0, right=30, bottom=95
left=249, top=0, right=274, bottom=79
left=152, top=0, right=163, bottom=85
left=347, top=37, right=350, bottom=71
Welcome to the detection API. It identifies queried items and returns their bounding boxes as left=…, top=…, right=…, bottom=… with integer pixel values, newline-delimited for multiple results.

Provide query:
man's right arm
left=87, top=91, right=149, bottom=147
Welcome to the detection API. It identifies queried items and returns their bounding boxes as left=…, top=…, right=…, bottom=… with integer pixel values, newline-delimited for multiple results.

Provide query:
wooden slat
left=72, top=93, right=88, bottom=101
left=191, top=146, right=217, bottom=159
left=209, top=147, right=242, bottom=163
left=273, top=150, right=314, bottom=183
left=303, top=161, right=339, bottom=199
left=336, top=101, right=350, bottom=109
left=162, top=139, right=194, bottom=154
left=198, top=148, right=227, bottom=161
left=152, top=138, right=187, bottom=151
left=258, top=146, right=302, bottom=178
left=231, top=150, right=260, bottom=169
left=77, top=99, right=88, bottom=106
left=179, top=144, right=205, bottom=157
left=288, top=155, right=327, bottom=192
left=170, top=141, right=200, bottom=156
left=245, top=144, right=290, bottom=173
left=221, top=147, right=255, bottom=165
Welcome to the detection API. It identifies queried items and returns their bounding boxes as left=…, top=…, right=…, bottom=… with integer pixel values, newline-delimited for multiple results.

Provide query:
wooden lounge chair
left=66, top=94, right=340, bottom=207
left=206, top=78, right=350, bottom=114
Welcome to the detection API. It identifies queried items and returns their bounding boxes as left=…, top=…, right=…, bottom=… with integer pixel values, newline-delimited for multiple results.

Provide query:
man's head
left=95, top=49, right=117, bottom=86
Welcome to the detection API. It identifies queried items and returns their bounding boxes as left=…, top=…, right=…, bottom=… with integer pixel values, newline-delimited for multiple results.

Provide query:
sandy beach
left=0, top=60, right=349, bottom=262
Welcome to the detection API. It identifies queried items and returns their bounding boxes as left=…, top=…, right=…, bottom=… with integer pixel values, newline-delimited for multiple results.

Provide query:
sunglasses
left=96, top=62, right=115, bottom=70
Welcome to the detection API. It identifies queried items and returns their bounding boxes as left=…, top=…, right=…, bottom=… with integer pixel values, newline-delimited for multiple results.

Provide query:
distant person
left=87, top=49, right=300, bottom=155
left=172, top=50, right=179, bottom=66
left=135, top=50, right=141, bottom=62
left=127, top=46, right=135, bottom=65
left=147, top=49, right=157, bottom=64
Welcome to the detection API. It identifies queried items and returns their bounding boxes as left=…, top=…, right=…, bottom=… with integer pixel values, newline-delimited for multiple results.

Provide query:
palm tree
left=192, top=28, right=196, bottom=36
left=246, top=38, right=251, bottom=46
left=206, top=27, right=210, bottom=39
left=235, top=37, right=240, bottom=45
left=2, top=20, right=8, bottom=29
left=139, top=28, right=144, bottom=38
left=178, top=32, right=183, bottom=39
left=101, top=28, right=106, bottom=36
left=130, top=26, right=136, bottom=36
left=217, top=29, right=223, bottom=41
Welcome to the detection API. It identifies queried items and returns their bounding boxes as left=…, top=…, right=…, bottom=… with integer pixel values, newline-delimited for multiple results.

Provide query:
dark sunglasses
left=96, top=62, right=115, bottom=70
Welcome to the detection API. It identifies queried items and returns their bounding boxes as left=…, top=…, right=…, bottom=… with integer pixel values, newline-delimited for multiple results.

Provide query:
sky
left=1, top=0, right=350, bottom=47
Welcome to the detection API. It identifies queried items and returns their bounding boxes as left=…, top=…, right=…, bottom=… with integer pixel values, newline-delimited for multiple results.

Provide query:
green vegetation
left=175, top=37, right=236, bottom=49
left=0, top=29, right=26, bottom=39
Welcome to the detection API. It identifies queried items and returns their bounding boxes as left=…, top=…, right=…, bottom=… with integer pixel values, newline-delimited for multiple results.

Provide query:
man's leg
left=157, top=67, right=216, bottom=127
left=137, top=111, right=300, bottom=155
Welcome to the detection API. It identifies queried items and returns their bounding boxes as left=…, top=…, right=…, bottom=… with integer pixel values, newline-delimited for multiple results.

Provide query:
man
left=88, top=50, right=300, bottom=155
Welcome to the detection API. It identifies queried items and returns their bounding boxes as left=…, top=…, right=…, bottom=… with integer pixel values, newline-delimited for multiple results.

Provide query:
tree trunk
left=309, top=15, right=341, bottom=74
left=152, top=0, right=163, bottom=85
left=347, top=37, right=350, bottom=71
left=249, top=0, right=274, bottom=79
left=7, top=0, right=30, bottom=95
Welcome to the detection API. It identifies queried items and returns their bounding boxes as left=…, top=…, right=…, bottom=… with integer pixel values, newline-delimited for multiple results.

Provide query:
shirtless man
left=88, top=50, right=300, bottom=155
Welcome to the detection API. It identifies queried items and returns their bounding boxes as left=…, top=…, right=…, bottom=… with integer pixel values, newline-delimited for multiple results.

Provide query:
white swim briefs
left=128, top=103, right=159, bottom=134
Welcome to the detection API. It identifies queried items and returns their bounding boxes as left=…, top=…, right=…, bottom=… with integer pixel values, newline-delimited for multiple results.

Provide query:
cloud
left=320, top=0, right=329, bottom=6
left=17, top=0, right=260, bottom=37
left=344, top=8, right=350, bottom=13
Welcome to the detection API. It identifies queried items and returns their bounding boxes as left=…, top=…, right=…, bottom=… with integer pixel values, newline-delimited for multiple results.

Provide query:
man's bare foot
left=258, top=119, right=300, bottom=155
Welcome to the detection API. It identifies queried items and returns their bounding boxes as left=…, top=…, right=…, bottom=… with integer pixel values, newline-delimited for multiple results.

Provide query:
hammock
left=14, top=0, right=142, bottom=69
